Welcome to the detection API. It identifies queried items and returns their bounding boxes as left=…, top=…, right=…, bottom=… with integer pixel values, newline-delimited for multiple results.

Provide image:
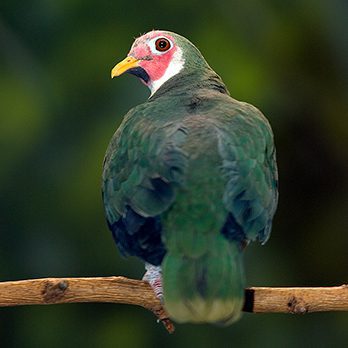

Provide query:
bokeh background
left=1, top=0, right=347, bottom=347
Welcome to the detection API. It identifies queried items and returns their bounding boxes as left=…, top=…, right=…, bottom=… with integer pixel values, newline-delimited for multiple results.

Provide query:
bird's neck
left=148, top=68, right=230, bottom=100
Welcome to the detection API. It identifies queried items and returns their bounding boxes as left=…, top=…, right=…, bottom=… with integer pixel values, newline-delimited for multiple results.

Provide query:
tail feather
left=162, top=236, right=244, bottom=325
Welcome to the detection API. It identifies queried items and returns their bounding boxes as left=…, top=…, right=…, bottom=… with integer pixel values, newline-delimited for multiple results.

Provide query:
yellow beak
left=111, top=56, right=140, bottom=78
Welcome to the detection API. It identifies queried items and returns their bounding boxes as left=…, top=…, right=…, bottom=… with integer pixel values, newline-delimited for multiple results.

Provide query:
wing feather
left=102, top=106, right=188, bottom=263
left=218, top=104, right=278, bottom=244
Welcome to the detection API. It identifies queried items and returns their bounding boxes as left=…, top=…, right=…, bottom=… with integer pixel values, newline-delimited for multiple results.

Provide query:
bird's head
left=111, top=30, right=210, bottom=96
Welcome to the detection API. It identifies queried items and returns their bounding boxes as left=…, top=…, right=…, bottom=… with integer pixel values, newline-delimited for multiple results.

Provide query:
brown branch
left=0, top=276, right=174, bottom=333
left=244, top=285, right=348, bottom=313
left=0, top=277, right=347, bottom=333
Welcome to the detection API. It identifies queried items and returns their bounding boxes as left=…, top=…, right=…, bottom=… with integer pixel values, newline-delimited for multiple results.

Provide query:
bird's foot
left=142, top=263, right=163, bottom=302
left=143, top=264, right=174, bottom=332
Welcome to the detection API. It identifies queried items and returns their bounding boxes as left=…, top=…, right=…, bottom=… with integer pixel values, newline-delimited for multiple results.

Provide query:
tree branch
left=0, top=276, right=347, bottom=333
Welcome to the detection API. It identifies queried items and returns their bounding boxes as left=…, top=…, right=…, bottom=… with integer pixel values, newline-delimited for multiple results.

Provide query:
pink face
left=128, top=31, right=178, bottom=83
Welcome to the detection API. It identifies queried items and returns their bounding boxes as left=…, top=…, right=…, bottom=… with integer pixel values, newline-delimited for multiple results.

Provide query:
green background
left=1, top=0, right=347, bottom=347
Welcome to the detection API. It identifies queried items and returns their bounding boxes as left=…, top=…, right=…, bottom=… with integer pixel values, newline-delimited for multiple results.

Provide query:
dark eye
left=155, top=38, right=171, bottom=52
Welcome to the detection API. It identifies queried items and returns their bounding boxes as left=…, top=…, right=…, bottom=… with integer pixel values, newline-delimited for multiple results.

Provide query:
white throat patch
left=149, top=48, right=185, bottom=97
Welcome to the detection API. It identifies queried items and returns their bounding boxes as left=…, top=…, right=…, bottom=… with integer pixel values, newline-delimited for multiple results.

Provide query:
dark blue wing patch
left=221, top=213, right=248, bottom=248
left=108, top=205, right=166, bottom=266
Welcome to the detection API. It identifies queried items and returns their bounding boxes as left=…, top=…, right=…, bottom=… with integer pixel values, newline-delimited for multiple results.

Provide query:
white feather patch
left=149, top=48, right=185, bottom=97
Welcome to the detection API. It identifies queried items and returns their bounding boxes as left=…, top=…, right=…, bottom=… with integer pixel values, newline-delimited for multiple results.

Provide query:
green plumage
left=103, top=31, right=278, bottom=325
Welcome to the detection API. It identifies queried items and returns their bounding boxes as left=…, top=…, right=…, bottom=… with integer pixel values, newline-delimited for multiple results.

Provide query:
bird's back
left=145, top=84, right=271, bottom=323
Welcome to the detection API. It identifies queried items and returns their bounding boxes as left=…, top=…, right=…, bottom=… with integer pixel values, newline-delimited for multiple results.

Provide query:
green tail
left=162, top=235, right=244, bottom=325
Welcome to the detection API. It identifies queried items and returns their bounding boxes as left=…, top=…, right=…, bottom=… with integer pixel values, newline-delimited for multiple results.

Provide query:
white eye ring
left=148, top=36, right=173, bottom=55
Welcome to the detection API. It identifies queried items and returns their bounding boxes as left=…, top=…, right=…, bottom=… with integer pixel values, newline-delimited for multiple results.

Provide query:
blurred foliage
left=1, top=0, right=348, bottom=347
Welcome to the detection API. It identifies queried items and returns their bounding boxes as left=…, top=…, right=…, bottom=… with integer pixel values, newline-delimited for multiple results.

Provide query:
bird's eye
left=155, top=38, right=171, bottom=52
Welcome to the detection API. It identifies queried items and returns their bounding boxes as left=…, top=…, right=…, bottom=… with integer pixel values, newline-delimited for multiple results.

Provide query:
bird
left=102, top=30, right=278, bottom=325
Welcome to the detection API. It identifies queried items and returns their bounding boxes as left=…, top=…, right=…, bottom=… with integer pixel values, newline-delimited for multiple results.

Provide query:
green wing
left=103, top=105, right=189, bottom=221
left=217, top=102, right=278, bottom=244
